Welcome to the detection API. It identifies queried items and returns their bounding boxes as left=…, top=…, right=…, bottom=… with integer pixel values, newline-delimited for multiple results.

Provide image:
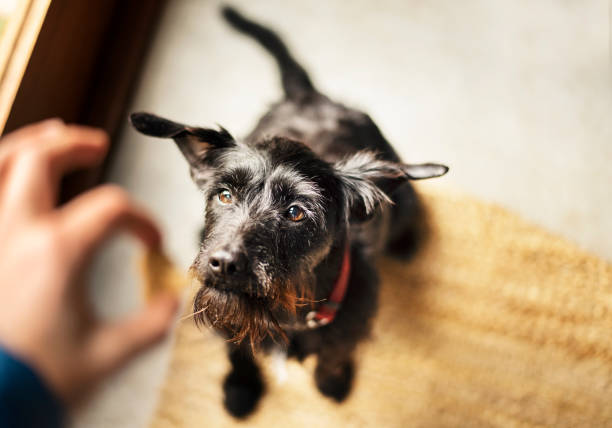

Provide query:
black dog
left=130, top=7, right=448, bottom=418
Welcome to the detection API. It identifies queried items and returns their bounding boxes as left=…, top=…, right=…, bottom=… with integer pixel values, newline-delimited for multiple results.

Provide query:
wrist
left=0, top=345, right=65, bottom=428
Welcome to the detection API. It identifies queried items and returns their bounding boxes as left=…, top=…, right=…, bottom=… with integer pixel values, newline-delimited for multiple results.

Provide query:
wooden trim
left=0, top=0, right=32, bottom=79
left=0, top=0, right=51, bottom=133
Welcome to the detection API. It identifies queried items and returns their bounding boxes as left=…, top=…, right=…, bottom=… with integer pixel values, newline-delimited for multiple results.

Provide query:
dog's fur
left=130, top=7, right=448, bottom=418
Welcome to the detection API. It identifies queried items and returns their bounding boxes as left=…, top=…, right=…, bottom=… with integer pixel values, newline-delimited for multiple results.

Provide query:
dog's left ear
left=129, top=112, right=235, bottom=166
left=334, top=151, right=448, bottom=222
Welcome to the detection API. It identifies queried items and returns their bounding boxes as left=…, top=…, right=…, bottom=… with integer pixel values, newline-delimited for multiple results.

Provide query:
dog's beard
left=192, top=270, right=314, bottom=348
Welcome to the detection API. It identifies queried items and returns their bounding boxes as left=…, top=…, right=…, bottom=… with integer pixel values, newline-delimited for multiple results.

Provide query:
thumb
left=85, top=295, right=179, bottom=378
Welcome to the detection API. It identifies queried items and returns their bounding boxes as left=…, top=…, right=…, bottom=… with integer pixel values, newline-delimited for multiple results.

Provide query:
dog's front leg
left=314, top=344, right=355, bottom=402
left=223, top=343, right=264, bottom=418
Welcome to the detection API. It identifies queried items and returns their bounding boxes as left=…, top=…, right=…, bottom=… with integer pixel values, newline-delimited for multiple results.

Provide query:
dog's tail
left=222, top=6, right=316, bottom=101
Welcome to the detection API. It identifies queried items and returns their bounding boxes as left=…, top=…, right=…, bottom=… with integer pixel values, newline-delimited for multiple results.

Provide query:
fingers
left=85, top=294, right=179, bottom=376
left=61, top=185, right=171, bottom=393
left=0, top=120, right=109, bottom=216
left=0, top=151, right=55, bottom=220
left=0, top=120, right=108, bottom=173
left=43, top=125, right=109, bottom=177
left=0, top=120, right=65, bottom=217
left=0, top=119, right=108, bottom=164
left=58, top=185, right=161, bottom=263
left=0, top=118, right=65, bottom=158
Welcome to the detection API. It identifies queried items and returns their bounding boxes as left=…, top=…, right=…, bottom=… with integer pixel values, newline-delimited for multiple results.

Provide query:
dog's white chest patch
left=270, top=347, right=288, bottom=384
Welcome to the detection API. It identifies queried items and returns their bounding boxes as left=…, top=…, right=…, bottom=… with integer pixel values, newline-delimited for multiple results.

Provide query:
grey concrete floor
left=73, top=1, right=611, bottom=427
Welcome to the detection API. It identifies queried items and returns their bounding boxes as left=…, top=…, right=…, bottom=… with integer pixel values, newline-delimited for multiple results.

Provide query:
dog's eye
left=287, top=205, right=305, bottom=222
left=217, top=189, right=233, bottom=204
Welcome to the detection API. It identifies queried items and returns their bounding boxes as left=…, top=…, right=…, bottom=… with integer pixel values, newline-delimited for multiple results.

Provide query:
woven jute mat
left=150, top=186, right=612, bottom=428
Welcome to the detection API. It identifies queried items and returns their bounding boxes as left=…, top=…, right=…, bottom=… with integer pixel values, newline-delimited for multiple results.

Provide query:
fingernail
left=42, top=118, right=65, bottom=135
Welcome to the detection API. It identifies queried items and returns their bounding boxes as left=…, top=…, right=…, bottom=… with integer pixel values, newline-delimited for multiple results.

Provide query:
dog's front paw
left=223, top=369, right=264, bottom=418
left=315, top=360, right=354, bottom=402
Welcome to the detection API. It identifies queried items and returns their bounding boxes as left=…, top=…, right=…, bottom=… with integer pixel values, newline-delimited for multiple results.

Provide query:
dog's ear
left=129, top=112, right=235, bottom=165
left=334, top=151, right=448, bottom=222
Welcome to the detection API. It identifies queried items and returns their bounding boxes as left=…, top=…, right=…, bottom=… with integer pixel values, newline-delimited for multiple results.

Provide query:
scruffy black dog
left=130, top=7, right=448, bottom=418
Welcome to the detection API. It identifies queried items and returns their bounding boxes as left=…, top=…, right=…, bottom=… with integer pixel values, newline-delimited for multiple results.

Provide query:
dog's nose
left=208, top=249, right=247, bottom=276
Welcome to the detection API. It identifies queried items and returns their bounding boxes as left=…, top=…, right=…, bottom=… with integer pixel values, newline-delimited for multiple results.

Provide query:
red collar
left=306, top=242, right=351, bottom=328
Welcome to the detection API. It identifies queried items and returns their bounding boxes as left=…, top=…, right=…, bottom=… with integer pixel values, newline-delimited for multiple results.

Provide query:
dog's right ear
left=334, top=151, right=448, bottom=222
left=129, top=112, right=235, bottom=166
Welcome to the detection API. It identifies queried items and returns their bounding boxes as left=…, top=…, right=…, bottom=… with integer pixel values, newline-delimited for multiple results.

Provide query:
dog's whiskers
left=294, top=297, right=326, bottom=307
left=179, top=305, right=209, bottom=322
left=295, top=297, right=325, bottom=303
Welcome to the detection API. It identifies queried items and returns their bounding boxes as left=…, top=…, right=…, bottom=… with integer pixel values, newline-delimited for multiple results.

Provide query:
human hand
left=0, top=120, right=178, bottom=404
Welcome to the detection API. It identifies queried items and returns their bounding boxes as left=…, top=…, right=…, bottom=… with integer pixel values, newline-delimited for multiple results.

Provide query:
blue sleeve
left=0, top=346, right=65, bottom=428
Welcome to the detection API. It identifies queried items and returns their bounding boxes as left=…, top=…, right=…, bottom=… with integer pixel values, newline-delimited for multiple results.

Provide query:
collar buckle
left=306, top=310, right=331, bottom=329
left=305, top=241, right=351, bottom=329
